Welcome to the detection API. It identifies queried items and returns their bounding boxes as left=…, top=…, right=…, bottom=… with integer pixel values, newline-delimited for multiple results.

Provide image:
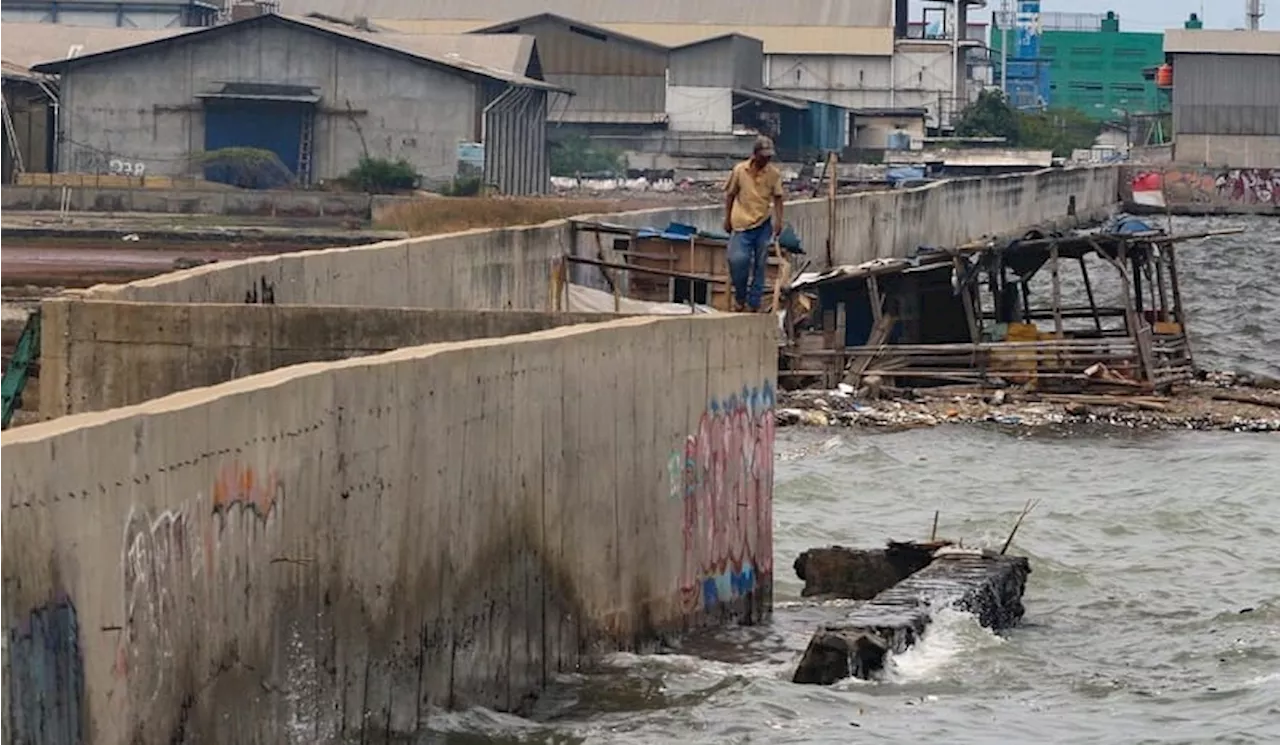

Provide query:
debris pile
left=775, top=376, right=1280, bottom=433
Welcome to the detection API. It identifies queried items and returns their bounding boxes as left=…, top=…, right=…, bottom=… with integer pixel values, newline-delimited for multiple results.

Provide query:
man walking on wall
left=723, top=135, right=785, bottom=313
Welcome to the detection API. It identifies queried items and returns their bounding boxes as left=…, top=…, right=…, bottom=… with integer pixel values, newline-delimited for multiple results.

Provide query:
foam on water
left=880, top=608, right=1006, bottom=684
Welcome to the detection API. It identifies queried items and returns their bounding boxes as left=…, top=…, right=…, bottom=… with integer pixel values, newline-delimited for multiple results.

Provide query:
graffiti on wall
left=7, top=595, right=85, bottom=744
left=1129, top=168, right=1280, bottom=208
left=244, top=276, right=277, bottom=305
left=69, top=149, right=147, bottom=176
left=673, top=382, right=775, bottom=613
left=113, top=461, right=284, bottom=703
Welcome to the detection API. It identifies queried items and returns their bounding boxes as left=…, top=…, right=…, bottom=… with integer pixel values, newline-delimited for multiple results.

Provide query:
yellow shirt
left=724, top=160, right=783, bottom=232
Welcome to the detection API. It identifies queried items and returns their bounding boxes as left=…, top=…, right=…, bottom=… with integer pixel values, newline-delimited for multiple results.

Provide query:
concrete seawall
left=39, top=299, right=626, bottom=417
left=78, top=166, right=1120, bottom=310
left=2, top=314, right=777, bottom=744
left=1120, top=165, right=1280, bottom=215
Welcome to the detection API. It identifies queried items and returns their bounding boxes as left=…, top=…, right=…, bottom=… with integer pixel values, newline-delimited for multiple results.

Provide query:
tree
left=954, top=90, right=1020, bottom=142
left=953, top=92, right=1105, bottom=158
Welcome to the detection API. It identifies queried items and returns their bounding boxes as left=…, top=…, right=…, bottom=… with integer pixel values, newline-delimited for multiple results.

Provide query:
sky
left=914, top=1, right=1279, bottom=32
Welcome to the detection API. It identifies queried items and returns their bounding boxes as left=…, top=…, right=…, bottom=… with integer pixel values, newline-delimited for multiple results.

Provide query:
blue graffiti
left=7, top=595, right=84, bottom=744
left=701, top=563, right=757, bottom=610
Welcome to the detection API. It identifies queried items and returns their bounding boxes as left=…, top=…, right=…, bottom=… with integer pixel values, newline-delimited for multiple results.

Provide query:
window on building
left=569, top=25, right=608, bottom=42
left=1112, top=48, right=1147, bottom=57
left=1071, top=46, right=1103, bottom=56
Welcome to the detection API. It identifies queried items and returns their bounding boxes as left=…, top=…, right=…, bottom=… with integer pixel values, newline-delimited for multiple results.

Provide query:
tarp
left=564, top=283, right=719, bottom=315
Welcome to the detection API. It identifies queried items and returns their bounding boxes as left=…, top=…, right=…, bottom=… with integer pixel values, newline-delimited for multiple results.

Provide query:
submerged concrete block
left=793, top=541, right=946, bottom=599
left=792, top=551, right=1031, bottom=684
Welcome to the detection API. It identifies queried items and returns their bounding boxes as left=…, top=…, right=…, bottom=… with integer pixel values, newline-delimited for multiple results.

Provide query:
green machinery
left=2, top=310, right=40, bottom=429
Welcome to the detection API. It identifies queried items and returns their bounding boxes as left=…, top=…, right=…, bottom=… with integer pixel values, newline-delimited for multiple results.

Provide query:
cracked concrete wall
left=2, top=314, right=776, bottom=745
left=77, top=166, right=1119, bottom=311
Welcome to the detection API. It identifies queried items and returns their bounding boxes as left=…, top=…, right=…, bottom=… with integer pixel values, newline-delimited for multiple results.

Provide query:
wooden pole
left=1049, top=242, right=1064, bottom=339
left=867, top=274, right=885, bottom=324
left=1077, top=256, right=1103, bottom=334
left=826, top=151, right=837, bottom=268
left=955, top=256, right=980, bottom=343
left=1165, top=243, right=1194, bottom=368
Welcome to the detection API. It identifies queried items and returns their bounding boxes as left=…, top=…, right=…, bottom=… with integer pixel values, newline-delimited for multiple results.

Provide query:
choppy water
left=1171, top=215, right=1280, bottom=378
left=407, top=216, right=1279, bottom=745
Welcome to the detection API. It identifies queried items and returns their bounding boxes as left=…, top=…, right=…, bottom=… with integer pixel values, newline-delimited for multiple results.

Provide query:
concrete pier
left=793, top=551, right=1031, bottom=684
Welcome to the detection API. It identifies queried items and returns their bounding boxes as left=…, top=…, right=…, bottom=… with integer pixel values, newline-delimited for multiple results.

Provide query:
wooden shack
left=780, top=223, right=1232, bottom=393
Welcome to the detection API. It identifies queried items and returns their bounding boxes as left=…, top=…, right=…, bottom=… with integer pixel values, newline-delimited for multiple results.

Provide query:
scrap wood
left=1000, top=499, right=1039, bottom=555
left=1035, top=393, right=1171, bottom=412
left=1211, top=391, right=1280, bottom=410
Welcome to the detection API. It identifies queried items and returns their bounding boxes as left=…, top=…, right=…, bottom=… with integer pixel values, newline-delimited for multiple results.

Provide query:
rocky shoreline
left=776, top=371, right=1280, bottom=434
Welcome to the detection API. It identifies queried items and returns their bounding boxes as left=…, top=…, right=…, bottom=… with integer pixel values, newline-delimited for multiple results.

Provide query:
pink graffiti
left=677, top=384, right=775, bottom=613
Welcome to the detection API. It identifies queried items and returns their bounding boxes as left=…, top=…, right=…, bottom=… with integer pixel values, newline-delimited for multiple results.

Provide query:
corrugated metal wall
left=493, top=18, right=667, bottom=122
left=669, top=36, right=764, bottom=88
left=484, top=86, right=549, bottom=195
left=1173, top=54, right=1280, bottom=136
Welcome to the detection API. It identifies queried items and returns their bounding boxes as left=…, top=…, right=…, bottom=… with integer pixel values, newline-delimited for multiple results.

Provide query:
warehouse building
left=282, top=0, right=987, bottom=129
left=1164, top=28, right=1280, bottom=168
left=473, top=13, right=667, bottom=129
left=30, top=13, right=563, bottom=194
left=1, top=23, right=193, bottom=181
left=1, top=0, right=218, bottom=28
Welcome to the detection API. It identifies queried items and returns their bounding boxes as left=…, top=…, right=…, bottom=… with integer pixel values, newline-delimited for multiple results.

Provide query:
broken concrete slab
left=793, top=541, right=949, bottom=599
left=792, top=550, right=1031, bottom=684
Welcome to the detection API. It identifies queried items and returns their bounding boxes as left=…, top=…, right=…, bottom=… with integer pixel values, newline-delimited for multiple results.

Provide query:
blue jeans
left=728, top=219, right=772, bottom=309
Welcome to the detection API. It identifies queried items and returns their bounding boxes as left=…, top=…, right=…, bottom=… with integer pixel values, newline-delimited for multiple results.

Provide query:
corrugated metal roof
left=299, top=14, right=536, bottom=76
left=471, top=13, right=667, bottom=52
left=0, top=22, right=195, bottom=70
left=734, top=87, right=809, bottom=110
left=27, top=14, right=563, bottom=92
left=606, top=24, right=893, bottom=55
left=278, top=0, right=894, bottom=27
left=377, top=19, right=894, bottom=55
left=1, top=60, right=43, bottom=83
left=1165, top=29, right=1280, bottom=56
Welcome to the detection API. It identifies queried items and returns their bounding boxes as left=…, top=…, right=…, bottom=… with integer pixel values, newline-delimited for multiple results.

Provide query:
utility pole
left=1247, top=0, right=1264, bottom=30
left=1000, top=0, right=1010, bottom=96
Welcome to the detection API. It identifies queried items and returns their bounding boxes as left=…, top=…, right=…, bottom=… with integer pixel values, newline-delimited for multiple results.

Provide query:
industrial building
left=1, top=23, right=194, bottom=183
left=280, top=0, right=989, bottom=129
left=991, top=9, right=1166, bottom=119
left=27, top=13, right=563, bottom=194
left=472, top=14, right=667, bottom=128
left=1, top=0, right=218, bottom=28
left=1164, top=28, right=1280, bottom=168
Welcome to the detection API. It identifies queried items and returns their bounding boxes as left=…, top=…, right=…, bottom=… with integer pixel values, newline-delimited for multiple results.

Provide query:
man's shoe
left=731, top=299, right=747, bottom=312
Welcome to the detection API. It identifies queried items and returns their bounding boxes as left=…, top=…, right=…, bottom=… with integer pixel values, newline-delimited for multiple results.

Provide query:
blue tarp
left=636, top=222, right=806, bottom=254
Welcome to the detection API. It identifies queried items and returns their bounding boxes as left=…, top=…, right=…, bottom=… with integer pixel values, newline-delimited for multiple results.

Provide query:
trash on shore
left=775, top=374, right=1280, bottom=433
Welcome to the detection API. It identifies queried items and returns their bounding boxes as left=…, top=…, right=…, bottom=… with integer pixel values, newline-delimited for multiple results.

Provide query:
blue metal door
left=203, top=101, right=307, bottom=188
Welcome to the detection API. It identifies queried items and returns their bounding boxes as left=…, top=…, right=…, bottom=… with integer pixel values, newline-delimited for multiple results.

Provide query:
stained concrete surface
left=38, top=299, right=637, bottom=417
left=2, top=314, right=777, bottom=745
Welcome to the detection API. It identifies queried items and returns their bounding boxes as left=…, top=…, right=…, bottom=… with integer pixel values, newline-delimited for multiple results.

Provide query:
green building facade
left=991, top=11, right=1166, bottom=119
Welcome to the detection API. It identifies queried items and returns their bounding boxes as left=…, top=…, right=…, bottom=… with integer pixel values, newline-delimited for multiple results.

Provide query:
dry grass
left=372, top=196, right=688, bottom=236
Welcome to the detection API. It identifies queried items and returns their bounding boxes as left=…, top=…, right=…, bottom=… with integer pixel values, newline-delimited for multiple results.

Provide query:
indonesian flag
left=1131, top=172, right=1166, bottom=208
